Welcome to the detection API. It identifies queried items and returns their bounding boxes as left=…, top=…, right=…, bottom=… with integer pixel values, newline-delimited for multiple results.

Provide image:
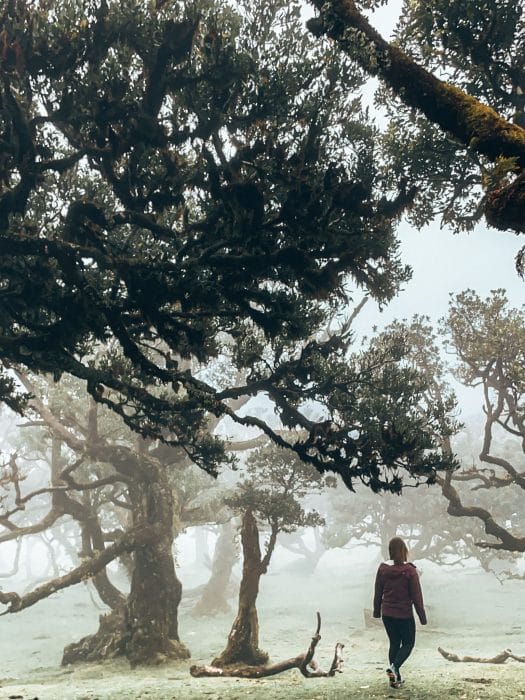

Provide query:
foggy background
left=1, top=1, right=524, bottom=698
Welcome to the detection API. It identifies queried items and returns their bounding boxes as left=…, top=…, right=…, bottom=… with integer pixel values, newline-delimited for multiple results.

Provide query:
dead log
left=438, top=647, right=525, bottom=663
left=190, top=612, right=344, bottom=678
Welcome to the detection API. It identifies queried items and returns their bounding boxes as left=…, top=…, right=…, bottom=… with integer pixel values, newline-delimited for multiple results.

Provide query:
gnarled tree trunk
left=211, top=509, right=269, bottom=666
left=62, top=466, right=189, bottom=666
left=125, top=468, right=189, bottom=665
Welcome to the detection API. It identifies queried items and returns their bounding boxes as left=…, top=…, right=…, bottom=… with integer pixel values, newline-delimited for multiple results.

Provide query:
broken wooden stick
left=190, top=612, right=344, bottom=678
left=438, top=647, right=525, bottom=664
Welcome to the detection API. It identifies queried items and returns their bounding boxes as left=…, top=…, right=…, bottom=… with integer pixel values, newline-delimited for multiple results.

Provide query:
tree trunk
left=62, top=607, right=128, bottom=665
left=192, top=520, right=238, bottom=617
left=211, top=509, right=268, bottom=667
left=61, top=467, right=189, bottom=666
left=79, top=513, right=127, bottom=610
left=193, top=525, right=212, bottom=569
left=124, top=470, right=189, bottom=666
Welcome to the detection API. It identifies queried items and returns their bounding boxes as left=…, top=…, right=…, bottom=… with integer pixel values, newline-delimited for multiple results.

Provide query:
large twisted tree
left=440, top=290, right=525, bottom=555
left=0, top=370, right=218, bottom=665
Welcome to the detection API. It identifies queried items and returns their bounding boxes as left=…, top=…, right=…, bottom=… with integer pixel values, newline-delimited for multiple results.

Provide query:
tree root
left=62, top=608, right=191, bottom=666
left=190, top=612, right=344, bottom=678
left=438, top=647, right=525, bottom=664
left=62, top=609, right=127, bottom=665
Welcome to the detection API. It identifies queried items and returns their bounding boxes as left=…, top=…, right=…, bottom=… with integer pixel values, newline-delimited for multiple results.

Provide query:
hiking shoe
left=386, top=667, right=398, bottom=688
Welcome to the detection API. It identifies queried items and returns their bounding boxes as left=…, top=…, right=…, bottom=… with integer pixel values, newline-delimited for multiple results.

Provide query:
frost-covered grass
left=1, top=549, right=524, bottom=699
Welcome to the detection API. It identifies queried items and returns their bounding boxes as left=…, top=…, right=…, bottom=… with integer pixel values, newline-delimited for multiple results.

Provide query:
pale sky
left=344, top=1, right=525, bottom=418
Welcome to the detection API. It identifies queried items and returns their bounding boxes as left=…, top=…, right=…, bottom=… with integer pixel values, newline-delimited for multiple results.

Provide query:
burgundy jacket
left=373, top=562, right=427, bottom=624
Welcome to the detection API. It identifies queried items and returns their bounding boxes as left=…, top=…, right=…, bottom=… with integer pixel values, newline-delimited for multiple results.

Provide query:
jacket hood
left=378, top=562, right=416, bottom=578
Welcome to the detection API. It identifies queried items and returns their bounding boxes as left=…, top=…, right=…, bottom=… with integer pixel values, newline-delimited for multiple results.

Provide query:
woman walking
left=373, top=536, right=427, bottom=688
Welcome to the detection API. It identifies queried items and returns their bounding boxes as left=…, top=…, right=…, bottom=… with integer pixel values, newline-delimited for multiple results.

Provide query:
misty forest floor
left=0, top=553, right=524, bottom=699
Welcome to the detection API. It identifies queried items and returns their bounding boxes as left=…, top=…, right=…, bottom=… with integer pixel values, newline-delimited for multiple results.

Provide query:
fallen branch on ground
left=438, top=647, right=525, bottom=663
left=190, top=612, right=344, bottom=678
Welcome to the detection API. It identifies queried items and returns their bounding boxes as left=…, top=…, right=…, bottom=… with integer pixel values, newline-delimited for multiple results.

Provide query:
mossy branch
left=309, top=0, right=525, bottom=168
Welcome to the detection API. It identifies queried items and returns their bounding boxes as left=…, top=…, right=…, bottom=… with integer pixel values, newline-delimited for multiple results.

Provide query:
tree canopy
left=441, top=290, right=525, bottom=553
left=0, top=0, right=454, bottom=491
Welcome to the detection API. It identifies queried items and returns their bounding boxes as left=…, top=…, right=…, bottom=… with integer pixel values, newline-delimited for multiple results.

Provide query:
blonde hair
left=388, top=537, right=408, bottom=564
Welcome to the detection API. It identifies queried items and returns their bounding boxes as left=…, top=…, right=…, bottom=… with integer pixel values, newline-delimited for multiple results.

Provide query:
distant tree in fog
left=357, top=308, right=525, bottom=568
left=322, top=475, right=519, bottom=576
left=307, top=0, right=525, bottom=248
left=318, top=319, right=469, bottom=566
left=190, top=519, right=239, bottom=617
left=440, top=290, right=525, bottom=558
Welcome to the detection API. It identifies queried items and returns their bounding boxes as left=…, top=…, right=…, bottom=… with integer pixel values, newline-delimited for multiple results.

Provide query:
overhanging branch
left=0, top=525, right=152, bottom=614
left=438, top=472, right=525, bottom=552
left=308, top=0, right=525, bottom=168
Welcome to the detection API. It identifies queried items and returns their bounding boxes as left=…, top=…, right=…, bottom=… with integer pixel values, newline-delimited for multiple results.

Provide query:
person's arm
left=409, top=570, right=427, bottom=625
left=373, top=567, right=384, bottom=618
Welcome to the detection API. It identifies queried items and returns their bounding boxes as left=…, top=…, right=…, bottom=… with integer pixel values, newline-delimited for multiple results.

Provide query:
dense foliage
left=308, top=0, right=525, bottom=243
left=379, top=0, right=525, bottom=231
left=0, top=0, right=453, bottom=490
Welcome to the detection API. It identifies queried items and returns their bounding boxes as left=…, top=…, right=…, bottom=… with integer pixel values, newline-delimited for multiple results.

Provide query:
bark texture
left=211, top=510, right=268, bottom=667
left=309, top=0, right=525, bottom=234
left=124, top=471, right=189, bottom=666
left=59, top=472, right=189, bottom=666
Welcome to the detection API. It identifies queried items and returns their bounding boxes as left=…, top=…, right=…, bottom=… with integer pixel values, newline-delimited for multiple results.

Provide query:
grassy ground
left=2, top=633, right=524, bottom=700
left=1, top=552, right=524, bottom=699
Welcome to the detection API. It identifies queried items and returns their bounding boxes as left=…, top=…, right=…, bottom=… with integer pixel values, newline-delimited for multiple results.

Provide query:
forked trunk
left=62, top=467, right=189, bottom=666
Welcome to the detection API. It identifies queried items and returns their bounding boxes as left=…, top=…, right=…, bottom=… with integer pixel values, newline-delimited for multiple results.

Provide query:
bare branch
left=0, top=507, right=64, bottom=544
left=438, top=472, right=525, bottom=552
left=190, top=613, right=344, bottom=678
left=438, top=647, right=525, bottom=664
left=0, top=525, right=152, bottom=614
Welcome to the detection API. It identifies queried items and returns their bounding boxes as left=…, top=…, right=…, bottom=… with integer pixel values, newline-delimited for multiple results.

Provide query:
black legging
left=382, top=615, right=416, bottom=670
